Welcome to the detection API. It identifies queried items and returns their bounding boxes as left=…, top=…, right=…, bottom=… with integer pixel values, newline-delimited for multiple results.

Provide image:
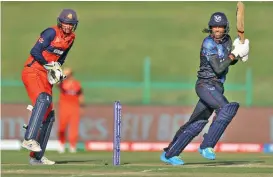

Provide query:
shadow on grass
left=56, top=159, right=131, bottom=165
left=55, top=159, right=104, bottom=164
left=185, top=160, right=265, bottom=166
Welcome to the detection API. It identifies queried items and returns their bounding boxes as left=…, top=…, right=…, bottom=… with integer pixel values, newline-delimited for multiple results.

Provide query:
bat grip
left=238, top=32, right=245, bottom=44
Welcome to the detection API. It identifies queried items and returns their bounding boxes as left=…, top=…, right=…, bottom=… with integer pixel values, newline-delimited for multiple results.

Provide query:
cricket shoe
left=199, top=147, right=216, bottom=160
left=21, top=139, right=41, bottom=152
left=160, top=152, right=184, bottom=165
left=160, top=151, right=170, bottom=163
left=30, top=156, right=55, bottom=165
left=167, top=156, right=185, bottom=165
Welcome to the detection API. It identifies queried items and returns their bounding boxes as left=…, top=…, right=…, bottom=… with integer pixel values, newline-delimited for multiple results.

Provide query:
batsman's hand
left=44, top=62, right=66, bottom=85
left=231, top=38, right=250, bottom=61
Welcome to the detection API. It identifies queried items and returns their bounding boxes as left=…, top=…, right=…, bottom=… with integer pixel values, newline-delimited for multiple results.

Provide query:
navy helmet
left=208, top=12, right=229, bottom=32
left=203, top=12, right=230, bottom=38
left=57, top=9, right=79, bottom=31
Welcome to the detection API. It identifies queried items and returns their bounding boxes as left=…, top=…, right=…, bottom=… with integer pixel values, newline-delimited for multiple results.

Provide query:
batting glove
left=231, top=38, right=250, bottom=58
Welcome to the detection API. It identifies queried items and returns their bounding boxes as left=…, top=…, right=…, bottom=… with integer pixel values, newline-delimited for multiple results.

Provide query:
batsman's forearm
left=209, top=55, right=233, bottom=75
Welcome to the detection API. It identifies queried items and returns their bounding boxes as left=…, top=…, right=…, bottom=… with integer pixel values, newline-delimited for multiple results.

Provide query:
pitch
left=2, top=150, right=273, bottom=177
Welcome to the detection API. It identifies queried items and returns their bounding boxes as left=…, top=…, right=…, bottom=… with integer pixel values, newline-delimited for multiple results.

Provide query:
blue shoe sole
left=168, top=159, right=184, bottom=165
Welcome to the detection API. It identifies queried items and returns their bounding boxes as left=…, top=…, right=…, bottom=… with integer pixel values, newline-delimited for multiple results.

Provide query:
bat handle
left=238, top=32, right=245, bottom=44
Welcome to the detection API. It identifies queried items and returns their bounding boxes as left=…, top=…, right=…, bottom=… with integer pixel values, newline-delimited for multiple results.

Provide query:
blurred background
left=1, top=2, right=273, bottom=153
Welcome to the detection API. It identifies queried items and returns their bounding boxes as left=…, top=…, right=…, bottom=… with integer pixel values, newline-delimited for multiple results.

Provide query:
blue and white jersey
left=197, top=35, right=233, bottom=83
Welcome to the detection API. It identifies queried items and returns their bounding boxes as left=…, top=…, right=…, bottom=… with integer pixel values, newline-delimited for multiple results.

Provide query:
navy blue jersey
left=197, top=35, right=235, bottom=83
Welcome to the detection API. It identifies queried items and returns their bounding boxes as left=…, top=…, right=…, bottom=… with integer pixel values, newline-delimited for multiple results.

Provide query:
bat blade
left=236, top=1, right=245, bottom=43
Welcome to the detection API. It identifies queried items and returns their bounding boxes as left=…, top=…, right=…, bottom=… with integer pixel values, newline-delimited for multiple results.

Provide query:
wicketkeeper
left=21, top=9, right=78, bottom=165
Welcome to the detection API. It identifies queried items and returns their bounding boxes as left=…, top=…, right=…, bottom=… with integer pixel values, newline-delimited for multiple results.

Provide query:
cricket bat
left=236, top=1, right=245, bottom=43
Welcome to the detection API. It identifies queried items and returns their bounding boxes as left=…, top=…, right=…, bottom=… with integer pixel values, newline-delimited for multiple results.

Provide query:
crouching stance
left=161, top=12, right=249, bottom=165
left=21, top=9, right=78, bottom=165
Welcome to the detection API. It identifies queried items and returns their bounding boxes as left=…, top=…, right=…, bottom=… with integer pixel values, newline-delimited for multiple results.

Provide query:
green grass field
left=1, top=151, right=273, bottom=177
left=2, top=2, right=273, bottom=106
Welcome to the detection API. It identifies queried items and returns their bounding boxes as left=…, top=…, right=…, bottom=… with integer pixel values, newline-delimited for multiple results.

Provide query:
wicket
left=113, top=101, right=122, bottom=166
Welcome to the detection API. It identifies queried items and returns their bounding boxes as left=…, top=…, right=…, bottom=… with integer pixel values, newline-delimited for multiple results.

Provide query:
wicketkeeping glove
left=43, top=61, right=62, bottom=71
left=43, top=62, right=66, bottom=85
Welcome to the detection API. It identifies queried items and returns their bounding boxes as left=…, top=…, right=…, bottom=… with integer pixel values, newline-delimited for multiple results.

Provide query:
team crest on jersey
left=214, top=15, right=222, bottom=22
left=67, top=13, right=73, bottom=19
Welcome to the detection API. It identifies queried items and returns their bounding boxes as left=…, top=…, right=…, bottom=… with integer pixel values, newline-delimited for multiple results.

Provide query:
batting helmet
left=208, top=12, right=229, bottom=34
left=57, top=9, right=79, bottom=31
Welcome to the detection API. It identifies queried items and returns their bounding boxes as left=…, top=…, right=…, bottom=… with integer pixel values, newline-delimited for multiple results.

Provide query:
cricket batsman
left=160, top=12, right=250, bottom=165
left=21, top=9, right=78, bottom=165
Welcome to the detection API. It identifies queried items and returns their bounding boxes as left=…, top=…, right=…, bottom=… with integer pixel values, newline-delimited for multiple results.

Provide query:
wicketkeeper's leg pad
left=24, top=92, right=52, bottom=140
left=35, top=110, right=55, bottom=160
